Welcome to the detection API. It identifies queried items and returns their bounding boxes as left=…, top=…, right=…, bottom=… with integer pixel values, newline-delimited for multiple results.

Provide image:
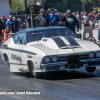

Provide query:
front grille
left=79, top=54, right=89, bottom=60
left=67, top=55, right=79, bottom=64
left=58, top=57, right=67, bottom=62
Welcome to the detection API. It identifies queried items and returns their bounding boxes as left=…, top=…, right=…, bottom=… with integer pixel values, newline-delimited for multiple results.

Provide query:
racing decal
left=20, top=59, right=22, bottom=64
left=52, top=37, right=67, bottom=48
left=65, top=36, right=79, bottom=46
left=27, top=55, right=32, bottom=59
left=11, top=54, right=21, bottom=61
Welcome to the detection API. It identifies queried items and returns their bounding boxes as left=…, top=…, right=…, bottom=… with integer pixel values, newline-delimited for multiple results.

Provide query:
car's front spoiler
left=40, top=62, right=68, bottom=67
left=79, top=58, right=100, bottom=63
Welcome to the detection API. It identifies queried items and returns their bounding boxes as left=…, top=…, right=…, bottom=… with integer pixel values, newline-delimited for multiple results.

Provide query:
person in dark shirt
left=35, top=9, right=47, bottom=27
left=96, top=10, right=100, bottom=20
left=47, top=8, right=60, bottom=26
left=62, top=10, right=79, bottom=33
left=1, top=15, right=6, bottom=29
left=79, top=12, right=83, bottom=20
left=13, top=17, right=19, bottom=33
left=27, top=16, right=31, bottom=28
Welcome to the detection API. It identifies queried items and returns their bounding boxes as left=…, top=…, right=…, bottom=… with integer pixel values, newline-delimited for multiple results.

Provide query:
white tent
left=0, top=0, right=10, bottom=19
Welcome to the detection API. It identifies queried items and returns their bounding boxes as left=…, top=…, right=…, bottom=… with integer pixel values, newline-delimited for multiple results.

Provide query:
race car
left=0, top=26, right=100, bottom=78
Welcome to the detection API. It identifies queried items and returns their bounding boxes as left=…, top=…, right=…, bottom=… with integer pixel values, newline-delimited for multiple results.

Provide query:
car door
left=9, top=32, right=27, bottom=65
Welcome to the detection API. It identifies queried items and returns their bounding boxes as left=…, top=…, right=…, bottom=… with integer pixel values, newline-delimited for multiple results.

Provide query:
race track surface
left=0, top=58, right=100, bottom=100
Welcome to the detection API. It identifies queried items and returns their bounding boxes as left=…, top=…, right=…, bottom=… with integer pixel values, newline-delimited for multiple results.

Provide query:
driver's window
left=13, top=33, right=26, bottom=45
left=13, top=33, right=20, bottom=44
left=19, top=33, right=26, bottom=44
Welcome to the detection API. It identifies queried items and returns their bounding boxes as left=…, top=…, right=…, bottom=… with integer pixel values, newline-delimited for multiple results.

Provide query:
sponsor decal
left=11, top=54, right=21, bottom=61
left=85, top=32, right=89, bottom=38
left=27, top=55, right=32, bottom=59
left=20, top=59, right=22, bottom=64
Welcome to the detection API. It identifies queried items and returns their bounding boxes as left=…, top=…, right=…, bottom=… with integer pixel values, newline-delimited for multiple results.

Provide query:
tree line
left=9, top=0, right=100, bottom=13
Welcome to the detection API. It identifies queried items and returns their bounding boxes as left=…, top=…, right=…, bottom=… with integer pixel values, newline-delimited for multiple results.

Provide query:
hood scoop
left=37, top=36, right=80, bottom=50
left=52, top=36, right=80, bottom=49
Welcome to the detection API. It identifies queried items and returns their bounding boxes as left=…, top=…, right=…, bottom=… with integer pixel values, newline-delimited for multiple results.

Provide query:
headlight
left=52, top=56, right=57, bottom=62
left=96, top=52, right=100, bottom=57
left=44, top=57, right=50, bottom=63
left=89, top=53, right=94, bottom=58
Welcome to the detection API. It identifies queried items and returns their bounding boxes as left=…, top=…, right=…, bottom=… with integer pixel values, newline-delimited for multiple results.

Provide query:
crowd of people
left=0, top=15, right=23, bottom=38
left=35, top=8, right=100, bottom=33
left=0, top=8, right=100, bottom=39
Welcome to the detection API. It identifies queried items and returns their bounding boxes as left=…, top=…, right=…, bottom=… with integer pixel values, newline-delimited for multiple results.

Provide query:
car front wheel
left=86, top=67, right=96, bottom=73
left=28, top=61, right=41, bottom=79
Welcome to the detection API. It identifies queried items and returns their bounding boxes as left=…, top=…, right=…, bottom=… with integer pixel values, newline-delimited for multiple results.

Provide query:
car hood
left=29, top=36, right=100, bottom=55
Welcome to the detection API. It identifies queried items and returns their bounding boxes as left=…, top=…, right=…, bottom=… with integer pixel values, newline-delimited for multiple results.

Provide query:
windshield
left=27, top=29, right=78, bottom=43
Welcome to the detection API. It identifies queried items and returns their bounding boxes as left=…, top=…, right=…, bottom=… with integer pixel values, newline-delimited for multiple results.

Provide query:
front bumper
left=40, top=58, right=100, bottom=72
left=41, top=62, right=68, bottom=67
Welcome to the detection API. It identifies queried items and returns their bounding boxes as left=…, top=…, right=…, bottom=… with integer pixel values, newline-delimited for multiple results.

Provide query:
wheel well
left=4, top=53, right=8, bottom=61
left=27, top=60, right=33, bottom=66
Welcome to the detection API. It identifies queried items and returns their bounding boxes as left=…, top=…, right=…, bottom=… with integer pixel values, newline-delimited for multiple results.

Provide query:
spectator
left=47, top=9, right=58, bottom=26
left=17, top=17, right=22, bottom=26
left=96, top=10, right=100, bottom=20
left=54, top=9, right=60, bottom=26
left=75, top=11, right=79, bottom=18
left=62, top=10, right=79, bottom=33
left=1, top=15, right=6, bottom=29
left=6, top=15, right=15, bottom=33
left=35, top=9, right=47, bottom=27
left=82, top=19, right=93, bottom=26
left=92, top=10, right=97, bottom=20
left=27, top=15, right=31, bottom=28
left=77, top=15, right=82, bottom=30
left=82, top=11, right=88, bottom=21
left=72, top=12, right=76, bottom=16
left=59, top=12, right=64, bottom=26
left=13, top=17, right=19, bottom=33
left=80, top=12, right=83, bottom=20
left=88, top=12, right=93, bottom=20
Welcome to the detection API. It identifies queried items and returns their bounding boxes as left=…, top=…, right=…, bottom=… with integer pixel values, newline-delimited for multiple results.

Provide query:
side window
left=13, top=33, right=26, bottom=44
left=19, top=33, right=26, bottom=44
left=27, top=32, right=44, bottom=43
left=13, top=33, right=19, bottom=44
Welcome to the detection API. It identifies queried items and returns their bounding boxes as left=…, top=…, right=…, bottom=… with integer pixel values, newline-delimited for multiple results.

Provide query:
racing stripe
left=64, top=36, right=79, bottom=46
left=52, top=37, right=67, bottom=48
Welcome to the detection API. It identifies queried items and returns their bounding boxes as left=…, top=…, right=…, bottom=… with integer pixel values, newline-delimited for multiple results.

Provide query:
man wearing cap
left=35, top=9, right=47, bottom=27
left=6, top=15, right=15, bottom=33
left=47, top=8, right=60, bottom=26
left=96, top=10, right=100, bottom=20
left=62, top=10, right=79, bottom=33
left=1, top=15, right=6, bottom=29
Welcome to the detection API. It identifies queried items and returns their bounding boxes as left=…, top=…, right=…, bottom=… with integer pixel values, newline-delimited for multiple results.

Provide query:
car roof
left=18, top=26, right=67, bottom=34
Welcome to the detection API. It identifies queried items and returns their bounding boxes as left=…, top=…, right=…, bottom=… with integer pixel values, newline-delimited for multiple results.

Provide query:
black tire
left=86, top=67, right=96, bottom=73
left=28, top=61, right=41, bottom=79
left=4, top=54, right=10, bottom=67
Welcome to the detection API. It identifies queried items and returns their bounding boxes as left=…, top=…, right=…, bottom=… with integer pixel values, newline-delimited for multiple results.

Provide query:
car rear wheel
left=86, top=67, right=96, bottom=73
left=28, top=61, right=41, bottom=79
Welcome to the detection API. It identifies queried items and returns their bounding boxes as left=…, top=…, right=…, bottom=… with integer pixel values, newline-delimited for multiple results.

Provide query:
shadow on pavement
left=13, top=69, right=100, bottom=80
